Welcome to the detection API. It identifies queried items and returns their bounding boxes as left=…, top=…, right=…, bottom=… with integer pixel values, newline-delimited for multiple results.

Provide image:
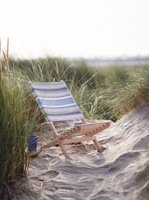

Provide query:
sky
left=0, top=0, right=149, bottom=59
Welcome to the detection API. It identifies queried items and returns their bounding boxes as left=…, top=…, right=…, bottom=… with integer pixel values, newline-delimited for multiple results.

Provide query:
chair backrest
left=28, top=81, right=84, bottom=122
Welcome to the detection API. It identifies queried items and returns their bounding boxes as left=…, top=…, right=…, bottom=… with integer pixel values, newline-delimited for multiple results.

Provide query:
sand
left=14, top=101, right=149, bottom=200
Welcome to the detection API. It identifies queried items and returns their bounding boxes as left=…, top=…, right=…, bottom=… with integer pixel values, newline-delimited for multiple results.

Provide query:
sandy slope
left=15, top=102, right=149, bottom=200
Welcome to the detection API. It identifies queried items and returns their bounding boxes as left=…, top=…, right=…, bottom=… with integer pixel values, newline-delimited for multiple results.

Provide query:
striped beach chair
left=28, top=81, right=110, bottom=158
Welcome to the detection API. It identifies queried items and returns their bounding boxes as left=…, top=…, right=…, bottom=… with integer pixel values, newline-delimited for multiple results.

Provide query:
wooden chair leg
left=58, top=140, right=70, bottom=158
left=48, top=122, right=70, bottom=158
left=92, top=137, right=102, bottom=152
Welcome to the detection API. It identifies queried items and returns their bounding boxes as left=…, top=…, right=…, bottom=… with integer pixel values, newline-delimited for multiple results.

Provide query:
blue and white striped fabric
left=28, top=81, right=84, bottom=121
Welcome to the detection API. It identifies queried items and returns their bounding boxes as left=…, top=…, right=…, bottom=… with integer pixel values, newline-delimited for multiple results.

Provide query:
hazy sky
left=0, top=0, right=149, bottom=59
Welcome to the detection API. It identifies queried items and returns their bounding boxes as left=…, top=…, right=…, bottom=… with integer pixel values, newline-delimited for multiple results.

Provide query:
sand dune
left=15, top=101, right=149, bottom=200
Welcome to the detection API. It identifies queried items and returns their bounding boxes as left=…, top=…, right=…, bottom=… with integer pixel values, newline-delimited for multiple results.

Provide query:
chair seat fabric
left=29, top=81, right=84, bottom=121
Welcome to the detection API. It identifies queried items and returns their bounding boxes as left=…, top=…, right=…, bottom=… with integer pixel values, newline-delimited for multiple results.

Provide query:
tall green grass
left=9, top=57, right=149, bottom=121
left=24, top=58, right=149, bottom=121
left=0, top=66, right=38, bottom=198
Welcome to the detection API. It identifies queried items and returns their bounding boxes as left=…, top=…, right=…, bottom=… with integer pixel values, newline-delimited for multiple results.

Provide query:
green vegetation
left=1, top=53, right=149, bottom=198
left=0, top=56, right=39, bottom=198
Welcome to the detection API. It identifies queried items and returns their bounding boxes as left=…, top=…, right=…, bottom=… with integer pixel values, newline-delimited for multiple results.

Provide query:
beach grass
left=0, top=55, right=38, bottom=197
left=0, top=53, right=149, bottom=197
